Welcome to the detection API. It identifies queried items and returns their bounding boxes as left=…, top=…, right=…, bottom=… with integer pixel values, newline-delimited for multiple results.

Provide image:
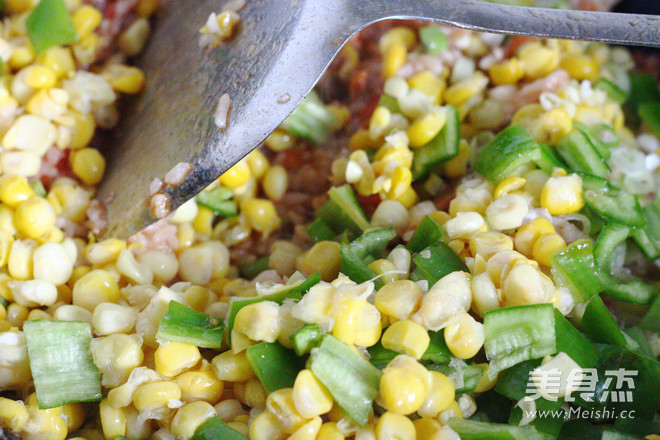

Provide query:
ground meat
left=86, top=0, right=139, bottom=63
left=128, top=219, right=178, bottom=254
left=85, top=199, right=108, bottom=234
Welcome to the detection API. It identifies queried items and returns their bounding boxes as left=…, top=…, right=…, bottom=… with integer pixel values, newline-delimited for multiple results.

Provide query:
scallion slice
left=410, top=240, right=468, bottom=286
left=309, top=335, right=381, bottom=427
left=483, top=304, right=556, bottom=378
left=157, top=301, right=224, bottom=349
left=193, top=417, right=248, bottom=440
left=473, top=124, right=541, bottom=182
left=26, top=0, right=78, bottom=54
left=245, top=341, right=304, bottom=393
left=281, top=91, right=337, bottom=144
left=24, top=320, right=101, bottom=409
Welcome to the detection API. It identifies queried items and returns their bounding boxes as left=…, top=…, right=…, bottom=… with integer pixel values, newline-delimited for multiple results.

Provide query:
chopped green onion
left=406, top=214, right=447, bottom=254
left=306, top=217, right=336, bottom=242
left=309, top=335, right=382, bottom=427
left=156, top=301, right=224, bottom=349
left=26, top=0, right=78, bottom=54
left=281, top=91, right=337, bottom=144
left=411, top=105, right=460, bottom=180
left=290, top=323, right=323, bottom=356
left=419, top=25, right=449, bottom=55
left=638, top=102, right=660, bottom=138
left=377, top=94, right=401, bottom=113
left=556, top=128, right=610, bottom=177
left=640, top=294, right=660, bottom=332
left=315, top=185, right=371, bottom=238
left=245, top=341, right=304, bottom=393
left=192, top=417, right=248, bottom=440
left=0, top=295, right=7, bottom=309
left=410, top=241, right=468, bottom=286
left=625, top=326, right=654, bottom=358
left=632, top=196, right=660, bottom=260
left=484, top=304, right=556, bottom=378
left=239, top=256, right=270, bottom=280
left=594, top=223, right=657, bottom=305
left=553, top=309, right=599, bottom=368
left=340, top=228, right=397, bottom=289
left=448, top=418, right=547, bottom=440
left=581, top=173, right=646, bottom=228
left=196, top=186, right=237, bottom=217
left=29, top=180, right=47, bottom=198
left=533, top=143, right=565, bottom=174
left=494, top=359, right=542, bottom=402
left=573, top=121, right=612, bottom=160
left=594, top=77, right=628, bottom=104
left=473, top=124, right=541, bottom=182
left=550, top=239, right=602, bottom=303
left=557, top=420, right=602, bottom=440
left=225, top=273, right=321, bottom=345
left=24, top=320, right=101, bottom=409
left=581, top=295, right=628, bottom=348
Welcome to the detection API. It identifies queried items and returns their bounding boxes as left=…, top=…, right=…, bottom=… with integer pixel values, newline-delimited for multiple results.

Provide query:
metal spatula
left=97, top=0, right=660, bottom=237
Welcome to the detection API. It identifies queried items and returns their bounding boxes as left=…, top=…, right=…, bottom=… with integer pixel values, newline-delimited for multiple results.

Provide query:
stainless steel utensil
left=98, top=0, right=660, bottom=237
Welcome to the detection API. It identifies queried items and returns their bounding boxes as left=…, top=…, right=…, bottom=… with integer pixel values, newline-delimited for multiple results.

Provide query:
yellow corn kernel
left=317, top=421, right=344, bottom=440
left=518, top=42, right=560, bottom=80
left=383, top=43, right=407, bottom=78
left=379, top=27, right=417, bottom=54
left=444, top=72, right=488, bottom=107
left=6, top=0, right=31, bottom=13
left=265, top=129, right=296, bottom=152
left=444, top=312, right=485, bottom=359
left=407, top=108, right=446, bottom=148
left=24, top=65, right=57, bottom=89
left=249, top=410, right=287, bottom=440
left=494, top=176, right=526, bottom=199
left=175, top=368, right=224, bottom=404
left=374, top=279, right=422, bottom=321
left=443, top=139, right=470, bottom=178
left=266, top=387, right=307, bottom=434
left=72, top=269, right=120, bottom=312
left=192, top=205, right=214, bottom=235
left=25, top=407, right=68, bottom=440
left=99, top=399, right=126, bottom=439
left=0, top=397, right=29, bottom=431
left=61, top=402, right=85, bottom=431
left=241, top=198, right=281, bottom=238
left=532, top=108, right=573, bottom=145
left=219, top=159, right=251, bottom=189
left=376, top=412, right=416, bottom=440
left=514, top=217, right=555, bottom=257
left=102, top=64, right=145, bottom=94
left=211, top=350, right=254, bottom=382
left=532, top=233, right=566, bottom=267
left=155, top=341, right=201, bottom=377
left=292, top=369, right=333, bottom=419
left=413, top=418, right=442, bottom=439
left=381, top=320, right=430, bottom=359
left=37, top=47, right=75, bottom=79
left=70, top=148, right=105, bottom=185
left=348, top=129, right=379, bottom=151
left=332, top=298, right=381, bottom=347
left=7, top=303, right=28, bottom=327
left=502, top=263, right=554, bottom=306
left=383, top=166, right=410, bottom=201
left=417, top=371, right=455, bottom=418
left=379, top=366, right=427, bottom=415
left=137, top=0, right=158, bottom=16
left=132, top=381, right=182, bottom=412
left=246, top=149, right=269, bottom=180
left=263, top=165, right=287, bottom=202
left=9, top=46, right=34, bottom=70
left=234, top=300, right=281, bottom=343
left=14, top=197, right=56, bottom=239
left=72, top=33, right=102, bottom=66
left=540, top=174, right=584, bottom=215
left=289, top=417, right=322, bottom=440
left=408, top=70, right=446, bottom=104
left=297, top=240, right=341, bottom=282
left=488, top=58, right=525, bottom=86
left=367, top=258, right=399, bottom=285
left=469, top=231, right=514, bottom=261
left=85, top=238, right=125, bottom=266
left=369, top=106, right=391, bottom=139
left=474, top=363, right=497, bottom=393
left=560, top=54, right=599, bottom=81
left=171, top=401, right=217, bottom=440
left=72, top=5, right=102, bottom=38
left=69, top=111, right=96, bottom=149
left=28, top=309, right=52, bottom=320
left=0, top=175, right=35, bottom=207
left=512, top=103, right=545, bottom=128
